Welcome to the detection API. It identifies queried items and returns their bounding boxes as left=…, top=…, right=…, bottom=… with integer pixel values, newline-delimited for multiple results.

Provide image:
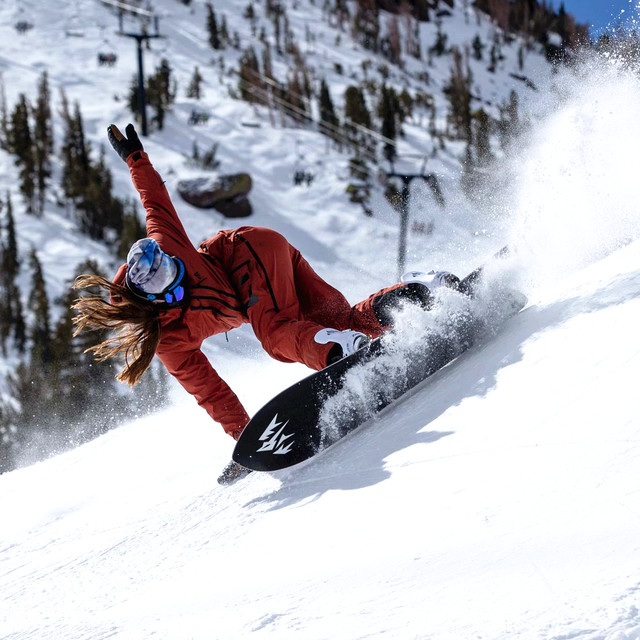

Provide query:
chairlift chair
left=14, top=19, right=33, bottom=33
left=14, top=3, right=33, bottom=33
left=97, top=25, right=118, bottom=66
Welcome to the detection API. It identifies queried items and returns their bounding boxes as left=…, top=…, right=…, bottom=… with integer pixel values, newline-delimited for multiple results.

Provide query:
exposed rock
left=211, top=195, right=252, bottom=218
left=177, top=174, right=252, bottom=211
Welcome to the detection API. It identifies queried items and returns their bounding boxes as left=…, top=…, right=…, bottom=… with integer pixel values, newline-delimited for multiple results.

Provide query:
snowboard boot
left=372, top=282, right=433, bottom=325
left=217, top=460, right=253, bottom=486
left=372, top=272, right=462, bottom=326
left=401, top=270, right=461, bottom=291
left=314, top=328, right=370, bottom=366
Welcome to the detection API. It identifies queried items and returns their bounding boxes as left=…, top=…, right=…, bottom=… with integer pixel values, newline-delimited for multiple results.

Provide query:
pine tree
left=378, top=84, right=398, bottom=163
left=318, top=78, right=339, bottom=140
left=59, top=94, right=124, bottom=242
left=207, top=3, right=222, bottom=50
left=472, top=34, right=484, bottom=60
left=186, top=66, right=204, bottom=99
left=33, top=71, right=53, bottom=215
left=0, top=193, right=25, bottom=355
left=128, top=74, right=140, bottom=119
left=344, top=85, right=371, bottom=129
left=488, top=42, right=499, bottom=72
left=7, top=194, right=26, bottom=354
left=498, top=90, right=521, bottom=150
left=0, top=198, right=8, bottom=355
left=128, top=61, right=176, bottom=132
left=4, top=195, right=20, bottom=281
left=238, top=46, right=262, bottom=103
left=398, top=88, right=413, bottom=123
left=472, top=108, right=492, bottom=166
left=59, top=91, right=91, bottom=203
left=28, top=249, right=52, bottom=367
left=244, top=2, right=257, bottom=35
left=220, top=15, right=230, bottom=46
left=9, top=94, right=37, bottom=214
left=344, top=85, right=373, bottom=155
left=13, top=296, right=26, bottom=356
left=0, top=74, right=9, bottom=152
left=429, top=20, right=448, bottom=56
left=443, top=47, right=472, bottom=142
left=78, top=147, right=125, bottom=241
left=146, top=60, right=175, bottom=130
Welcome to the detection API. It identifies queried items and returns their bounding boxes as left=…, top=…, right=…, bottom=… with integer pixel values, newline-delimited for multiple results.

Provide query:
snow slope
left=3, top=66, right=640, bottom=638
left=2, top=1, right=640, bottom=638
left=2, top=220, right=640, bottom=640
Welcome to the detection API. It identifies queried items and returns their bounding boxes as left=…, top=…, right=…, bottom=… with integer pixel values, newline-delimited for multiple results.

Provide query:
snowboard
left=232, top=246, right=524, bottom=472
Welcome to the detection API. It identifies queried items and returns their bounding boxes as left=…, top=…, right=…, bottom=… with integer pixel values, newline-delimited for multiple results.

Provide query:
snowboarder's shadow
left=245, top=267, right=640, bottom=511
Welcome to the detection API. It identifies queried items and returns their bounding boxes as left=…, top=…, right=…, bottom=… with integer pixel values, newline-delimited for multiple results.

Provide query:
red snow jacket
left=113, top=152, right=394, bottom=438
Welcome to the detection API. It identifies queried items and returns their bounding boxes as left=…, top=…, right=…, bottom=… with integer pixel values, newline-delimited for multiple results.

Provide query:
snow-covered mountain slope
left=2, top=216, right=640, bottom=640
left=2, top=2, right=640, bottom=638
left=0, top=0, right=557, bottom=303
left=3, top=61, right=640, bottom=638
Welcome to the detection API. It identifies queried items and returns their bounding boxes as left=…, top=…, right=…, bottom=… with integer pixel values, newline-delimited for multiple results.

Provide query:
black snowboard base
left=233, top=247, right=524, bottom=473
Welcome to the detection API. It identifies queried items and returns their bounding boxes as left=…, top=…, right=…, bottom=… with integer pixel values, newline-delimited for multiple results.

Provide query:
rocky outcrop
left=177, top=174, right=253, bottom=217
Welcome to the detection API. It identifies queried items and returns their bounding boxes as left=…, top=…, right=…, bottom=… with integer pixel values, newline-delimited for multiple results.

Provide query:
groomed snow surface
left=3, top=231, right=640, bottom=640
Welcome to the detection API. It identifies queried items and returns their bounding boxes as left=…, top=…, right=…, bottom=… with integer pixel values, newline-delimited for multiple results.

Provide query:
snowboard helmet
left=124, top=238, right=186, bottom=307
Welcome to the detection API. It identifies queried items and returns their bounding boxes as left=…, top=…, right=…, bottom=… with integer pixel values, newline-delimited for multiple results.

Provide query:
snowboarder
left=72, top=124, right=459, bottom=483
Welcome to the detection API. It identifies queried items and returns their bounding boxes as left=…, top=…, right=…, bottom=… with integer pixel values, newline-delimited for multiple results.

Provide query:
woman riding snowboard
left=73, top=124, right=459, bottom=483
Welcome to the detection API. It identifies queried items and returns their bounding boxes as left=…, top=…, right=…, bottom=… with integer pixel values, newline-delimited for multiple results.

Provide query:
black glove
left=107, top=123, right=143, bottom=162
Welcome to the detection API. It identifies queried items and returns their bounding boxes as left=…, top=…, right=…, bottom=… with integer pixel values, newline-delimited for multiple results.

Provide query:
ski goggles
left=126, top=257, right=187, bottom=307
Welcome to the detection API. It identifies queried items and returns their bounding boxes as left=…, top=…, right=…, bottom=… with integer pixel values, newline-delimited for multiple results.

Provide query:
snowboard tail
left=233, top=246, right=522, bottom=472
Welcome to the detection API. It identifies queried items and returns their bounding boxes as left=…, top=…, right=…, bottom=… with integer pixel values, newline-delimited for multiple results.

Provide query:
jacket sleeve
left=125, top=151, right=192, bottom=257
left=156, top=344, right=250, bottom=438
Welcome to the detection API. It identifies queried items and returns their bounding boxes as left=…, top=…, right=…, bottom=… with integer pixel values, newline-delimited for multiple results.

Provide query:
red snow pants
left=223, top=226, right=404, bottom=371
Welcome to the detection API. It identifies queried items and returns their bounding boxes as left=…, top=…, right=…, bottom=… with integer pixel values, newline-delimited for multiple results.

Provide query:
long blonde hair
left=72, top=274, right=161, bottom=386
